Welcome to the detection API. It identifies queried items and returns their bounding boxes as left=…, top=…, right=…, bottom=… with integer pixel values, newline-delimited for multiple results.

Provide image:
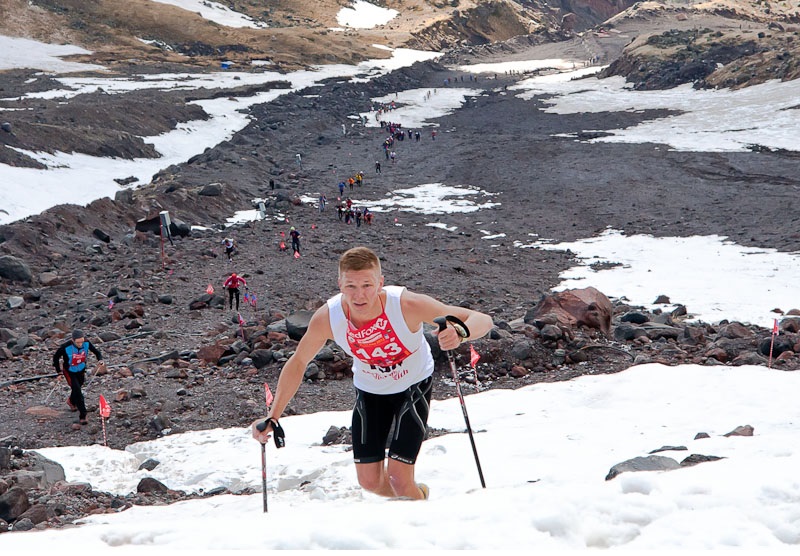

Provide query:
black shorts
left=352, top=375, right=433, bottom=465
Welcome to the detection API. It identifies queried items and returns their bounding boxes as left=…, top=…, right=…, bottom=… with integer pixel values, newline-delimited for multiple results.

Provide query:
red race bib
left=71, top=351, right=87, bottom=366
left=346, top=314, right=411, bottom=368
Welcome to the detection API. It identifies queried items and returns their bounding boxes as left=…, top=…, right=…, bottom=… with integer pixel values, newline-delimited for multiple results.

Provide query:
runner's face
left=73, top=337, right=84, bottom=347
left=339, top=267, right=383, bottom=316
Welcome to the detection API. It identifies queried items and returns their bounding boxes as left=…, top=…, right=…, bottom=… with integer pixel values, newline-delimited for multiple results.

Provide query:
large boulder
left=285, top=311, right=315, bottom=341
left=525, top=287, right=612, bottom=336
left=0, top=487, right=30, bottom=522
left=0, top=256, right=32, bottom=283
left=135, top=215, right=191, bottom=238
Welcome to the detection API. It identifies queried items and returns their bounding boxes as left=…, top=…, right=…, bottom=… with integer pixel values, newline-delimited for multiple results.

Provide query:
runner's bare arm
left=252, top=305, right=333, bottom=442
left=401, top=290, right=494, bottom=350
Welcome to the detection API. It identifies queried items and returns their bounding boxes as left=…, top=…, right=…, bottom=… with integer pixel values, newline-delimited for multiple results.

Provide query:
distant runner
left=223, top=272, right=247, bottom=311
left=222, top=237, right=237, bottom=262
left=53, top=329, right=106, bottom=425
left=289, top=226, right=301, bottom=255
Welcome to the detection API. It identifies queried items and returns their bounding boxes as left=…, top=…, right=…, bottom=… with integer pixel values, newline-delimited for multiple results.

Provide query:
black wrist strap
left=269, top=418, right=286, bottom=449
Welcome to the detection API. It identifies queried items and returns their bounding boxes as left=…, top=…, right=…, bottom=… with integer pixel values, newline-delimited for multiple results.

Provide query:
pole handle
left=256, top=418, right=286, bottom=448
left=434, top=315, right=471, bottom=344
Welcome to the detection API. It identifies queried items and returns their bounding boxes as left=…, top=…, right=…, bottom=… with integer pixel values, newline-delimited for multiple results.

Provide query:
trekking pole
left=260, top=441, right=268, bottom=513
left=434, top=316, right=487, bottom=489
left=255, top=418, right=286, bottom=513
left=42, top=377, right=60, bottom=404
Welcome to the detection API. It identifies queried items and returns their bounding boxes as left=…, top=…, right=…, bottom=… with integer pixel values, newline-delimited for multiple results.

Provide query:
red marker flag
left=470, top=344, right=481, bottom=368
left=206, top=284, right=214, bottom=295
left=99, top=394, right=111, bottom=446
left=238, top=312, right=245, bottom=327
left=99, top=395, right=111, bottom=418
left=264, top=383, right=274, bottom=408
left=769, top=319, right=779, bottom=369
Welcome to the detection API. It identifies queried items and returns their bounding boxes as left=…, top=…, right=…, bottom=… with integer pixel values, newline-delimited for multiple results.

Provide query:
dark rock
left=137, top=477, right=169, bottom=493
left=322, top=425, right=351, bottom=446
left=717, top=322, right=753, bottom=339
left=680, top=454, right=724, bottom=467
left=0, top=487, right=30, bottom=521
left=723, top=425, right=753, bottom=437
left=314, top=345, right=336, bottom=361
left=0, top=256, right=32, bottom=283
left=614, top=323, right=638, bottom=341
left=526, top=287, right=612, bottom=336
left=25, top=452, right=66, bottom=487
left=285, top=311, right=314, bottom=341
left=303, top=362, right=322, bottom=380
left=11, top=517, right=34, bottom=531
left=149, top=414, right=172, bottom=434
left=199, top=183, right=223, bottom=196
left=642, top=323, right=681, bottom=340
left=138, top=459, right=160, bottom=471
left=17, top=503, right=48, bottom=525
left=189, top=293, right=225, bottom=310
left=620, top=312, right=649, bottom=324
left=670, top=305, right=687, bottom=318
left=649, top=445, right=687, bottom=454
left=758, top=336, right=794, bottom=357
left=92, top=228, right=111, bottom=243
left=731, top=352, right=766, bottom=366
left=509, top=339, right=533, bottom=360
left=605, top=455, right=681, bottom=480
left=135, top=214, right=191, bottom=237
left=250, top=349, right=274, bottom=368
left=539, top=324, right=562, bottom=342
left=115, top=189, right=134, bottom=203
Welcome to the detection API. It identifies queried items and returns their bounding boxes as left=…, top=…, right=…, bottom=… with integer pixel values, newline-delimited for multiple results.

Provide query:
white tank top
left=328, top=285, right=434, bottom=394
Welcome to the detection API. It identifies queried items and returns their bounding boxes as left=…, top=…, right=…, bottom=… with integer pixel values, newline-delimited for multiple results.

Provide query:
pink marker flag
left=470, top=344, right=481, bottom=368
left=238, top=312, right=246, bottom=341
left=264, top=383, right=274, bottom=407
left=294, top=251, right=301, bottom=259
left=206, top=284, right=214, bottom=295
left=773, top=318, right=779, bottom=335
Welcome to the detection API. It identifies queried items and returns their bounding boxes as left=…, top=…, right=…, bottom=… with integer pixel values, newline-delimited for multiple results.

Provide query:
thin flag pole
left=768, top=318, right=779, bottom=368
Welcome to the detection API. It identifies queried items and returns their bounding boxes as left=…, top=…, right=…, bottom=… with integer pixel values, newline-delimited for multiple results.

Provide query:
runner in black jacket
left=52, top=329, right=105, bottom=425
